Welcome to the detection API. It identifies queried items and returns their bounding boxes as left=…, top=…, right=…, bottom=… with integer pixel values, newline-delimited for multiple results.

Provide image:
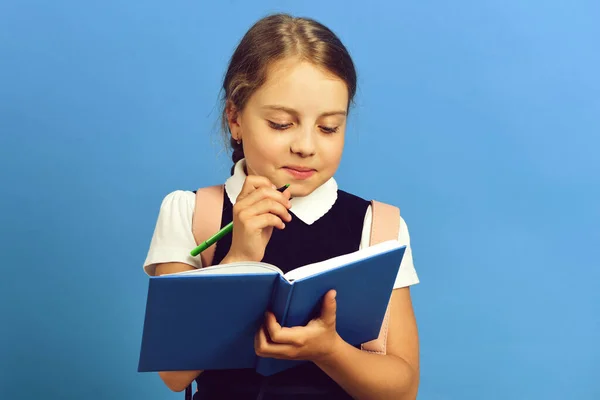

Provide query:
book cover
left=138, top=241, right=406, bottom=374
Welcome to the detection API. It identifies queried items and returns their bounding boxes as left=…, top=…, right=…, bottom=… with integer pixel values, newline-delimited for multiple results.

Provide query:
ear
left=225, top=100, right=242, bottom=141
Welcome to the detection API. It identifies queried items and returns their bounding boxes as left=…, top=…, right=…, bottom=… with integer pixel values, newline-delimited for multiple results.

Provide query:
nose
left=290, top=127, right=316, bottom=157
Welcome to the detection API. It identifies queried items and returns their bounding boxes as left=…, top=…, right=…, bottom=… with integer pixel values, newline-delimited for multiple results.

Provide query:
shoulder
left=361, top=202, right=407, bottom=241
left=337, top=189, right=369, bottom=203
left=337, top=190, right=401, bottom=214
left=143, top=190, right=199, bottom=276
left=159, top=189, right=196, bottom=209
left=335, top=189, right=371, bottom=212
left=340, top=189, right=419, bottom=287
left=329, top=190, right=371, bottom=229
left=361, top=203, right=419, bottom=288
left=155, top=190, right=196, bottom=221
left=337, top=189, right=403, bottom=226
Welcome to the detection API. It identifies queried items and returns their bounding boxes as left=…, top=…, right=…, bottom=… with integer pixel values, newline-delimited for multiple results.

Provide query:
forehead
left=249, top=58, right=349, bottom=114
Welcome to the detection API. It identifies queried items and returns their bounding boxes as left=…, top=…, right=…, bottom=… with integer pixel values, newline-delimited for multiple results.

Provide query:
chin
left=290, top=187, right=312, bottom=198
left=289, top=180, right=321, bottom=197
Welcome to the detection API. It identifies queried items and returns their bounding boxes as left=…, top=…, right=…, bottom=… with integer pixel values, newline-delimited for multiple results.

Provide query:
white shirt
left=143, top=160, right=419, bottom=289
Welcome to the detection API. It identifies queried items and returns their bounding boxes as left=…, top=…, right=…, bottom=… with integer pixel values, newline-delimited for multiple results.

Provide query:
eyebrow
left=261, top=105, right=347, bottom=118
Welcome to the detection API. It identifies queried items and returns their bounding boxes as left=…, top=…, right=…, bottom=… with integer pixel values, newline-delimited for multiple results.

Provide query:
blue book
left=137, top=240, right=406, bottom=376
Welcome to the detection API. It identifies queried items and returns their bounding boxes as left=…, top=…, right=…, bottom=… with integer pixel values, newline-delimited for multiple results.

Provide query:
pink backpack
left=191, top=184, right=400, bottom=355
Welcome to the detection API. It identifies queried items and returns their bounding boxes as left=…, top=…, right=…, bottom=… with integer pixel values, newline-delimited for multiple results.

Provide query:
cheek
left=247, top=132, right=285, bottom=157
left=243, top=120, right=285, bottom=160
left=322, top=136, right=345, bottom=164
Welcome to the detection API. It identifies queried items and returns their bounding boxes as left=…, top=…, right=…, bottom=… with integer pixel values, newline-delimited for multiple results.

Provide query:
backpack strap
left=191, top=184, right=224, bottom=268
left=360, top=200, right=400, bottom=355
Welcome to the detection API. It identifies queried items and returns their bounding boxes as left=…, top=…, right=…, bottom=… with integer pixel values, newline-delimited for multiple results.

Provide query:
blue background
left=1, top=0, right=598, bottom=399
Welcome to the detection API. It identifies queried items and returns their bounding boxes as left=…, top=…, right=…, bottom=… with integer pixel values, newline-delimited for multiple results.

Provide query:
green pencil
left=190, top=184, right=290, bottom=257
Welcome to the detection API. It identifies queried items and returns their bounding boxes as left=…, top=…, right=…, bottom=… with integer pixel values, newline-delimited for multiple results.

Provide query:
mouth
left=285, top=165, right=315, bottom=172
left=282, top=166, right=317, bottom=180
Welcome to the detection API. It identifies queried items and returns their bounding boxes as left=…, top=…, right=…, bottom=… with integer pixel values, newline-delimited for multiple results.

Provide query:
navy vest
left=193, top=189, right=370, bottom=399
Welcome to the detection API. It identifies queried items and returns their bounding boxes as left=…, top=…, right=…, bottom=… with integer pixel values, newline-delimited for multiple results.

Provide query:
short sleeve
left=360, top=206, right=420, bottom=289
left=142, top=190, right=201, bottom=276
left=393, top=217, right=419, bottom=288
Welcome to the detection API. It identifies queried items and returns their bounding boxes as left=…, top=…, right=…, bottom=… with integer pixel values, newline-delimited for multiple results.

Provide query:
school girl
left=143, top=13, right=420, bottom=400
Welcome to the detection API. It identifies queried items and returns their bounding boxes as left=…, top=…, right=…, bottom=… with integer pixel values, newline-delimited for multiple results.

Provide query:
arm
left=153, top=262, right=204, bottom=392
left=148, top=179, right=292, bottom=392
left=315, top=287, right=419, bottom=400
left=152, top=251, right=287, bottom=391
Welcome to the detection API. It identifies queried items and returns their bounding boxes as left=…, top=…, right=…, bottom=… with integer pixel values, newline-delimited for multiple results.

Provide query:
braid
left=230, top=137, right=245, bottom=175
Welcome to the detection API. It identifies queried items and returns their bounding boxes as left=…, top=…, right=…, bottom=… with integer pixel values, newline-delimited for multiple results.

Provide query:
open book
left=138, top=240, right=406, bottom=376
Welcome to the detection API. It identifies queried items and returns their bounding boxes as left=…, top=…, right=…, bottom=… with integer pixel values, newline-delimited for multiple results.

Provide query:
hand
left=254, top=290, right=342, bottom=362
left=223, top=175, right=292, bottom=263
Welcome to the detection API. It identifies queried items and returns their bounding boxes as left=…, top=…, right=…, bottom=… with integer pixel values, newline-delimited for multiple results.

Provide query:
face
left=227, top=58, right=349, bottom=197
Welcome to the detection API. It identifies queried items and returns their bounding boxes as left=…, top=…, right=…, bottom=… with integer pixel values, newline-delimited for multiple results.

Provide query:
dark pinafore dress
left=191, top=189, right=370, bottom=400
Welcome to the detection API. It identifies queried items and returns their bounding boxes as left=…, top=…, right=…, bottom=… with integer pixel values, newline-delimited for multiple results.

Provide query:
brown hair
left=220, top=13, right=357, bottom=174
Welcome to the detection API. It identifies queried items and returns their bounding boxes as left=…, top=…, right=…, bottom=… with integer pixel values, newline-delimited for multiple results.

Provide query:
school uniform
left=143, top=159, right=419, bottom=399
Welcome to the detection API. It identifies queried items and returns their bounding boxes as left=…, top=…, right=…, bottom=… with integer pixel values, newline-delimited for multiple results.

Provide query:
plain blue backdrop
left=1, top=0, right=598, bottom=399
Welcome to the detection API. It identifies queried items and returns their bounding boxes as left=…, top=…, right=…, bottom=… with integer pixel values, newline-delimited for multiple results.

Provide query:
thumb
left=320, top=290, right=337, bottom=324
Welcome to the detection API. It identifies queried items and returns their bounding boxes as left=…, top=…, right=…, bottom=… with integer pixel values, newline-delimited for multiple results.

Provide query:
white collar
left=224, top=159, right=338, bottom=225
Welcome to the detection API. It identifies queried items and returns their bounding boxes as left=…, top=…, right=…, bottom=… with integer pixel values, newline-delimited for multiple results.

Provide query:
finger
left=319, top=290, right=337, bottom=325
left=255, top=324, right=302, bottom=360
left=239, top=197, right=292, bottom=223
left=264, top=312, right=307, bottom=346
left=255, top=324, right=280, bottom=356
left=255, top=325, right=276, bottom=357
left=238, top=176, right=276, bottom=200
left=280, top=186, right=292, bottom=200
left=239, top=213, right=284, bottom=231
left=237, top=186, right=292, bottom=211
left=254, top=324, right=266, bottom=352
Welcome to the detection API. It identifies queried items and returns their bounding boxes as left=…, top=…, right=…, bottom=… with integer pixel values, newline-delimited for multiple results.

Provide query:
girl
left=143, top=13, right=420, bottom=400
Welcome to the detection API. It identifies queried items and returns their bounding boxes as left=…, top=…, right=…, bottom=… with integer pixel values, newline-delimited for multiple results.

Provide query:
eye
left=319, top=126, right=339, bottom=134
left=268, top=121, right=293, bottom=130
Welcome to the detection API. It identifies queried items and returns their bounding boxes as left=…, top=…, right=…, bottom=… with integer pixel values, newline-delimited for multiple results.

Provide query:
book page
left=165, top=261, right=283, bottom=276
left=283, top=240, right=402, bottom=282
